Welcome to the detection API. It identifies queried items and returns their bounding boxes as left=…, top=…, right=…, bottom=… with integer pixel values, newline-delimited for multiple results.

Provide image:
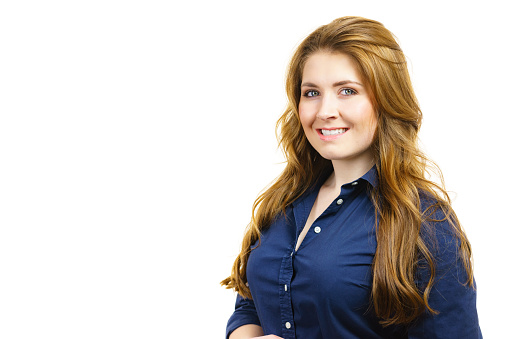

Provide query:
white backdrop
left=1, top=0, right=506, bottom=338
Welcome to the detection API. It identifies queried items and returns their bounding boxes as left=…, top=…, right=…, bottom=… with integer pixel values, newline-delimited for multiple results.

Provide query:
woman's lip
left=316, top=128, right=349, bottom=140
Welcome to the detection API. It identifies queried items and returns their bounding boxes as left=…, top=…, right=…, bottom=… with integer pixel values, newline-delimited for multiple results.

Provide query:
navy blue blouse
left=226, top=167, right=481, bottom=338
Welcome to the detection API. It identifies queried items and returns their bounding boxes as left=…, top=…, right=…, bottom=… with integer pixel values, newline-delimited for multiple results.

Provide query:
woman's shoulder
left=418, top=190, right=455, bottom=226
left=417, top=190, right=462, bottom=256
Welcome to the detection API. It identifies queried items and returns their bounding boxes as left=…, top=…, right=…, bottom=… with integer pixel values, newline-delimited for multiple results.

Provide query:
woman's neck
left=327, top=154, right=375, bottom=189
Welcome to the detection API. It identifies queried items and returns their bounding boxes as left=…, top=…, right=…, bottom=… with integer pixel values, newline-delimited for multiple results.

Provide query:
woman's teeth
left=321, top=128, right=347, bottom=136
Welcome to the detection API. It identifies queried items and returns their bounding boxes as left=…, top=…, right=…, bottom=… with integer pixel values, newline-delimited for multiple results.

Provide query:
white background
left=1, top=0, right=506, bottom=338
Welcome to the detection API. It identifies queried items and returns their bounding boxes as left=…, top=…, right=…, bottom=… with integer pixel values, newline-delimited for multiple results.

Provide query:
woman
left=221, top=16, right=481, bottom=338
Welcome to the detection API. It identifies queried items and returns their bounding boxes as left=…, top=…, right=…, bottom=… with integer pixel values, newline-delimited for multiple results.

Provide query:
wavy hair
left=221, top=16, right=473, bottom=326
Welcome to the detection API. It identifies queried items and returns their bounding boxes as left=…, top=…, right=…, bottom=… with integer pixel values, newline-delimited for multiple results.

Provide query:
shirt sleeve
left=225, top=294, right=262, bottom=339
left=408, top=216, right=482, bottom=338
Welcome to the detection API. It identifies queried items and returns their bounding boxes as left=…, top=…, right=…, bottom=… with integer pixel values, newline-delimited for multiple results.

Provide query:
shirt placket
left=276, top=180, right=364, bottom=338
left=278, top=246, right=296, bottom=339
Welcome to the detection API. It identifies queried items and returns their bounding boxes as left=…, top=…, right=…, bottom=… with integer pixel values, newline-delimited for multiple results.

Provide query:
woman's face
left=299, top=52, right=377, bottom=166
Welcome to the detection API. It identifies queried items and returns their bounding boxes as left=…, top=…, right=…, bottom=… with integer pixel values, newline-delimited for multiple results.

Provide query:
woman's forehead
left=301, top=52, right=362, bottom=84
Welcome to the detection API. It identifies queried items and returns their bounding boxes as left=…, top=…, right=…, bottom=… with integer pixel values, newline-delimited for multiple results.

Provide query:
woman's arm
left=229, top=324, right=264, bottom=339
left=408, top=216, right=481, bottom=338
left=226, top=295, right=263, bottom=338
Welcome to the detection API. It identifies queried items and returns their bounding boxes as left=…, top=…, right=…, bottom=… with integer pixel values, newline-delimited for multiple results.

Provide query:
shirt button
left=336, top=198, right=343, bottom=205
left=284, top=284, right=287, bottom=291
left=314, top=226, right=321, bottom=233
left=352, top=181, right=358, bottom=186
left=285, top=322, right=291, bottom=329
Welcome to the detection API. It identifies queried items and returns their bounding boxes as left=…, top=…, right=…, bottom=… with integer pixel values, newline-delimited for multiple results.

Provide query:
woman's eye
left=340, top=88, right=357, bottom=96
left=304, top=90, right=319, bottom=97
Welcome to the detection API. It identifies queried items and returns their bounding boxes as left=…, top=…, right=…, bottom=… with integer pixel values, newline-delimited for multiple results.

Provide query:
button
left=284, top=284, right=287, bottom=291
left=314, top=226, right=321, bottom=233
left=290, top=251, right=294, bottom=257
left=352, top=181, right=358, bottom=186
left=285, top=322, right=291, bottom=329
left=336, top=199, right=343, bottom=205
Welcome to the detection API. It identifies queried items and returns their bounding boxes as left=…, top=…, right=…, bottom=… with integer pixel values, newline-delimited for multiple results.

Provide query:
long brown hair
left=222, top=16, right=473, bottom=326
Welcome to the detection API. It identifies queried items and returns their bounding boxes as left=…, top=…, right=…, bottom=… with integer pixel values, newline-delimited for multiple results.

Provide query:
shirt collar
left=361, top=165, right=378, bottom=188
left=292, top=165, right=378, bottom=207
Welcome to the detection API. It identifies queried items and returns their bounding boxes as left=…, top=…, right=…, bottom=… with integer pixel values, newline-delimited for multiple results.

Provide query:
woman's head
left=298, top=51, right=378, bottom=168
left=278, top=16, right=422, bottom=171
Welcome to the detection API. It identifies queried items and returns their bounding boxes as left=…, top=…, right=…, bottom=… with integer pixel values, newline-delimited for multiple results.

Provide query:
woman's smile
left=317, top=128, right=349, bottom=140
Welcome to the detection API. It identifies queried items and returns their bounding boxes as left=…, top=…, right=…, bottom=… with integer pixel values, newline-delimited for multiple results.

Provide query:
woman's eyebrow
left=301, top=80, right=363, bottom=87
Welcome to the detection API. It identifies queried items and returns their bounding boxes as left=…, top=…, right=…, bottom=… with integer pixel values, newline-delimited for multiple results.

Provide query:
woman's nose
left=316, top=94, right=339, bottom=120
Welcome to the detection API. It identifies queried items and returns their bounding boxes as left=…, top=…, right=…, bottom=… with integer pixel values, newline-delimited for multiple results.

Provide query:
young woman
left=221, top=16, right=481, bottom=339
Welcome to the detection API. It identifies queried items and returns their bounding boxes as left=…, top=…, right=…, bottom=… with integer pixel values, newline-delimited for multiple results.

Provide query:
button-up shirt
left=226, top=167, right=481, bottom=338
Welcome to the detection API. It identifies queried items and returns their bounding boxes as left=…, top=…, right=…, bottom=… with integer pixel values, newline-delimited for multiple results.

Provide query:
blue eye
left=340, top=88, right=357, bottom=96
left=304, top=90, right=319, bottom=97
